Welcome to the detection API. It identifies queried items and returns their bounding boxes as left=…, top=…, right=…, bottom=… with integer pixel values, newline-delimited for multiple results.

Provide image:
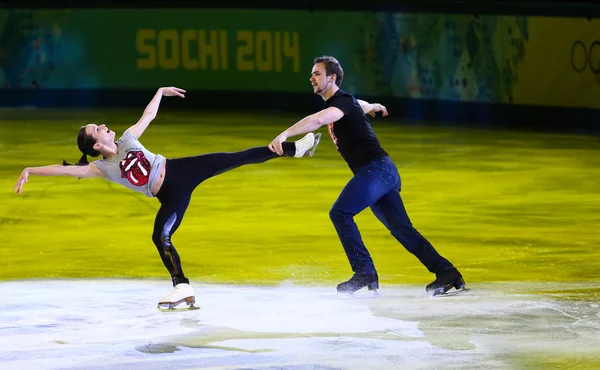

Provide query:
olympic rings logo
left=571, top=41, right=600, bottom=84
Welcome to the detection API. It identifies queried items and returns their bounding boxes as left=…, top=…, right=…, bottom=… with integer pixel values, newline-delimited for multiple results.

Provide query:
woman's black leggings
left=153, top=144, right=296, bottom=286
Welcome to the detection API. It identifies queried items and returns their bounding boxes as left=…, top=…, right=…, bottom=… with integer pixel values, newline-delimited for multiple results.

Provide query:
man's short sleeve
left=328, top=94, right=355, bottom=116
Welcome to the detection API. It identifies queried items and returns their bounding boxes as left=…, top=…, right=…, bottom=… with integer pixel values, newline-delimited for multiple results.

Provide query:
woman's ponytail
left=63, top=125, right=98, bottom=166
left=62, top=153, right=89, bottom=166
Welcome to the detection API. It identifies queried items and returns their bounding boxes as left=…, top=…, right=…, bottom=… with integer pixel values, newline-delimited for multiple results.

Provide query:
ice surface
left=0, top=280, right=598, bottom=369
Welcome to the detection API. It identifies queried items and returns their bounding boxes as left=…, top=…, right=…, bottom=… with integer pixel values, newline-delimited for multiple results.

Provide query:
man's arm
left=13, top=164, right=103, bottom=194
left=356, top=99, right=388, bottom=118
left=125, top=86, right=186, bottom=139
left=268, top=107, right=345, bottom=155
left=284, top=107, right=344, bottom=137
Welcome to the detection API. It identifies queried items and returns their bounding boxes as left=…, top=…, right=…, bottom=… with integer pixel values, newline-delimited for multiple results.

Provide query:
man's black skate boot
left=426, top=268, right=466, bottom=296
left=337, top=272, right=379, bottom=293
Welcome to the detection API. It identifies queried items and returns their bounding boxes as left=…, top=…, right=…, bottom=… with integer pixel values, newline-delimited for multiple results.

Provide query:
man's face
left=310, top=63, right=335, bottom=95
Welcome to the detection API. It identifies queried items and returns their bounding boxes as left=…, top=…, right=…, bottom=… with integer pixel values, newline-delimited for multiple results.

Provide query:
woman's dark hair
left=62, top=125, right=100, bottom=166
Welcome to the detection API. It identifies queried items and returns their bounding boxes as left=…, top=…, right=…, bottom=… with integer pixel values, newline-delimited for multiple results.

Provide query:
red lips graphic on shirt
left=119, top=150, right=151, bottom=186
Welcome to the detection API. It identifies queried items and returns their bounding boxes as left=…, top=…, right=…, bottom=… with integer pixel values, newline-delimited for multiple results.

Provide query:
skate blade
left=157, top=303, right=200, bottom=312
left=157, top=296, right=200, bottom=312
left=337, top=289, right=380, bottom=299
left=431, top=287, right=472, bottom=298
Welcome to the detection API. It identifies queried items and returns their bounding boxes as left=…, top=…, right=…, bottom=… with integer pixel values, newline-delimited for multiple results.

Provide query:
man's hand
left=268, top=132, right=289, bottom=156
left=367, top=103, right=388, bottom=118
left=13, top=168, right=29, bottom=194
left=160, top=87, right=186, bottom=98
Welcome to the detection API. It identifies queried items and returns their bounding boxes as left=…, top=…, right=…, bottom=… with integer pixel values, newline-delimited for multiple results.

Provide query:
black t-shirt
left=324, top=90, right=388, bottom=173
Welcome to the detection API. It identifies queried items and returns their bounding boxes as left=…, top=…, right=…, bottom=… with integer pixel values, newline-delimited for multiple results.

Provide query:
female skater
left=13, top=86, right=321, bottom=310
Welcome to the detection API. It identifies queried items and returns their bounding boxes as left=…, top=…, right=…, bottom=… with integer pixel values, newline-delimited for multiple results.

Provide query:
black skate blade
left=337, top=289, right=380, bottom=299
left=431, top=287, right=472, bottom=298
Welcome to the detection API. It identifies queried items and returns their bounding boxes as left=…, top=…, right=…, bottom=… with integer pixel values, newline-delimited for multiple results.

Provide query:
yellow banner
left=513, top=17, right=600, bottom=109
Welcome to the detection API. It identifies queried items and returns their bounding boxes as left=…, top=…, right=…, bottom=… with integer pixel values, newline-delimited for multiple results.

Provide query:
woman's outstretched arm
left=13, top=163, right=103, bottom=194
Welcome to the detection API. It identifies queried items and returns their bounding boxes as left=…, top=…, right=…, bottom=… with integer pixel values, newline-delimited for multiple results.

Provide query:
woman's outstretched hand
left=13, top=168, right=30, bottom=194
left=160, top=87, right=186, bottom=98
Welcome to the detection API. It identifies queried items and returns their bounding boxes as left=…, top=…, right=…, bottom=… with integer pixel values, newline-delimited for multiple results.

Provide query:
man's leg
left=369, top=190, right=454, bottom=273
left=368, top=157, right=465, bottom=295
left=329, top=159, right=396, bottom=292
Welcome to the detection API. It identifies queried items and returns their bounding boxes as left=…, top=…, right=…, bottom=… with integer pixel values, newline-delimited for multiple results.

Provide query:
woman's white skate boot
left=157, top=283, right=199, bottom=311
left=294, top=132, right=322, bottom=158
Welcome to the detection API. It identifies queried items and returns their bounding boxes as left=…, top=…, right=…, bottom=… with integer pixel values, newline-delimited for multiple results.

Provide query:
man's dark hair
left=314, top=56, right=344, bottom=87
